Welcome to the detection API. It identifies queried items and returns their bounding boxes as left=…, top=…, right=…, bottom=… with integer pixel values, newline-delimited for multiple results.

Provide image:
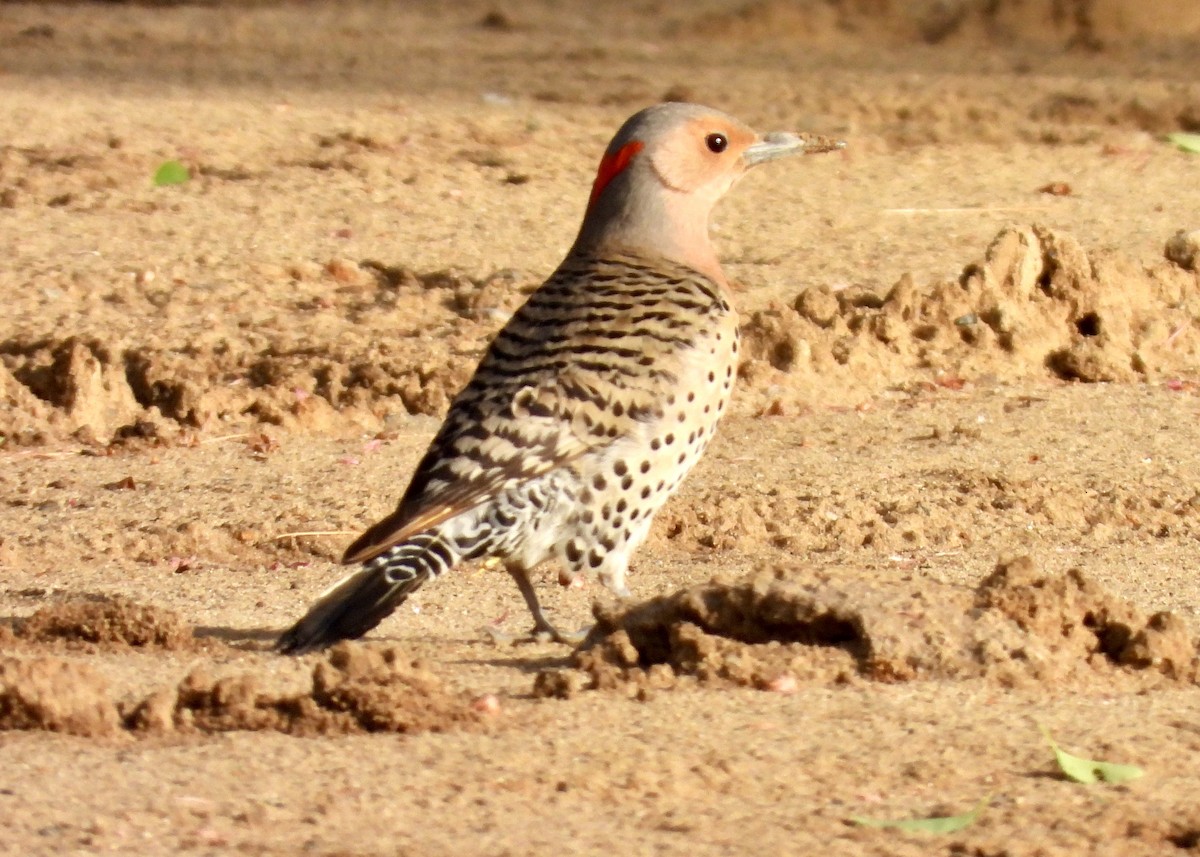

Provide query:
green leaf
left=851, top=796, right=988, bottom=833
left=1167, top=133, right=1200, bottom=154
left=1040, top=726, right=1145, bottom=784
left=153, top=160, right=190, bottom=186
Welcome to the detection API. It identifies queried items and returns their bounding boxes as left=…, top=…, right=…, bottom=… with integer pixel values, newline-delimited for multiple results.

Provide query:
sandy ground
left=3, top=0, right=1200, bottom=854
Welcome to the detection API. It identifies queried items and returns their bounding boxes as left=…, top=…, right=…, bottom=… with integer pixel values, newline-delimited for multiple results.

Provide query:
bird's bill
left=742, top=132, right=846, bottom=166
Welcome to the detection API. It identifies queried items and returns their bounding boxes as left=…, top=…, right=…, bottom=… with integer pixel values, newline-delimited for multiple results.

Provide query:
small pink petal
left=471, top=694, right=501, bottom=715
left=764, top=674, right=798, bottom=694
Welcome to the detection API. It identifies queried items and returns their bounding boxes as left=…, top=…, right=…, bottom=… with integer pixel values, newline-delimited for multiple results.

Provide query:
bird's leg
left=482, top=563, right=589, bottom=646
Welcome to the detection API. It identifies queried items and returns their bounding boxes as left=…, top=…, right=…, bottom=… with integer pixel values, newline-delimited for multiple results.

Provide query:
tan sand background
left=2, top=0, right=1200, bottom=854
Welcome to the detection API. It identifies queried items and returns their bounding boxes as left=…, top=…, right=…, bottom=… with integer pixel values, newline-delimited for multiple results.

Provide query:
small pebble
left=1165, top=229, right=1199, bottom=271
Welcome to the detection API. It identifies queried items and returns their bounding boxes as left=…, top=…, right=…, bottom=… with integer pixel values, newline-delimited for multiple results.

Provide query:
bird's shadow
left=3, top=601, right=580, bottom=670
left=190, top=627, right=578, bottom=672
left=193, top=625, right=280, bottom=652
left=453, top=652, right=575, bottom=674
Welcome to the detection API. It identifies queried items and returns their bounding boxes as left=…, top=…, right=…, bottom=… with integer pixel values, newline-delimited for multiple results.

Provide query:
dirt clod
left=14, top=596, right=197, bottom=651
left=1166, top=229, right=1200, bottom=271
left=740, top=224, right=1200, bottom=412
left=1, top=638, right=483, bottom=739
left=0, top=657, right=121, bottom=737
left=125, top=643, right=484, bottom=737
left=535, top=558, right=1200, bottom=697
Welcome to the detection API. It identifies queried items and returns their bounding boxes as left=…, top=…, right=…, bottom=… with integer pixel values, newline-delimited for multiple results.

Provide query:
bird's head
left=572, top=102, right=843, bottom=280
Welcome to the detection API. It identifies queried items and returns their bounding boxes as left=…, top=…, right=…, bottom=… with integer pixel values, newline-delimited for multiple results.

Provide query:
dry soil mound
left=534, top=556, right=1199, bottom=697
left=0, top=642, right=483, bottom=739
left=690, top=0, right=1200, bottom=48
left=0, top=264, right=528, bottom=445
left=125, top=643, right=484, bottom=737
left=3, top=225, right=1197, bottom=443
left=739, top=223, right=1200, bottom=409
left=11, top=595, right=197, bottom=651
left=0, top=657, right=122, bottom=737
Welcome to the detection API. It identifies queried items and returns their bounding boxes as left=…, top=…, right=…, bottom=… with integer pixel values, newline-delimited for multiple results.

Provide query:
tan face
left=647, top=115, right=758, bottom=198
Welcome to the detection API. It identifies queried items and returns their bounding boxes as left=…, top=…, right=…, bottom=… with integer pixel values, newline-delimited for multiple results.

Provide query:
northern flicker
left=277, top=103, right=843, bottom=654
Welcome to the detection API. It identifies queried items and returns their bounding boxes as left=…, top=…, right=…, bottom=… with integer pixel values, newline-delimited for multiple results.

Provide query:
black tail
left=276, top=540, right=445, bottom=655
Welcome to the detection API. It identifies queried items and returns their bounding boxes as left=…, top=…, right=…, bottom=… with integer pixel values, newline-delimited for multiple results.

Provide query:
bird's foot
left=481, top=621, right=590, bottom=647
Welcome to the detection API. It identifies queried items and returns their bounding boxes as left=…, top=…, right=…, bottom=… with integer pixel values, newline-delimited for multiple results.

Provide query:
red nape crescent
left=587, top=141, right=644, bottom=212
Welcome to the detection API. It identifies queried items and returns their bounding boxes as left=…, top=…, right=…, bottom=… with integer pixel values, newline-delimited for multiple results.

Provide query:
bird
left=277, top=102, right=844, bottom=654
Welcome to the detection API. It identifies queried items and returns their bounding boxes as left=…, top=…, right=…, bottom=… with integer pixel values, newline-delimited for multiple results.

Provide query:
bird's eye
left=705, top=133, right=728, bottom=154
